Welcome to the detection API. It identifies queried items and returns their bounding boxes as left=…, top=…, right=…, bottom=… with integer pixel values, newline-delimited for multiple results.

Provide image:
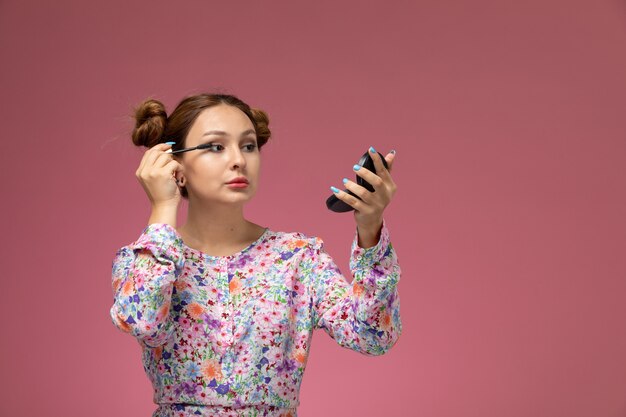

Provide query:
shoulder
left=267, top=228, right=324, bottom=252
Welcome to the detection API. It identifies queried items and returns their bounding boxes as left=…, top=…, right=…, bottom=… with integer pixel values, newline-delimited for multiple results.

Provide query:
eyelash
left=204, top=143, right=257, bottom=152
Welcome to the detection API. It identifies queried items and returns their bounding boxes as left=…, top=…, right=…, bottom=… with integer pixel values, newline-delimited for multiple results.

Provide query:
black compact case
left=326, top=150, right=389, bottom=212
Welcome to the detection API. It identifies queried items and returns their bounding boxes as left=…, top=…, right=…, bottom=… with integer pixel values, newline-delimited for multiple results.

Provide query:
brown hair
left=131, top=93, right=271, bottom=198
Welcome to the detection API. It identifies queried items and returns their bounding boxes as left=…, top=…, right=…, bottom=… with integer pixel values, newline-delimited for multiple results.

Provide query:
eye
left=205, top=143, right=223, bottom=152
left=200, top=143, right=257, bottom=153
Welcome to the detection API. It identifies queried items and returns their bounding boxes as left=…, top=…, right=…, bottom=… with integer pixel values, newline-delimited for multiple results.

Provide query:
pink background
left=1, top=1, right=625, bottom=416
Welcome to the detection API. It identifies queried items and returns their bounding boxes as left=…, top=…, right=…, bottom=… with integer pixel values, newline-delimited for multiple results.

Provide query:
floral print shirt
left=109, top=219, right=402, bottom=417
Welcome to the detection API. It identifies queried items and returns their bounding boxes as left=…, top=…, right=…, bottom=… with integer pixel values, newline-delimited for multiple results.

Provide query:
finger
left=164, top=159, right=183, bottom=180
left=353, top=164, right=384, bottom=192
left=368, top=147, right=392, bottom=181
left=153, top=151, right=176, bottom=169
left=341, top=178, right=374, bottom=204
left=138, top=143, right=173, bottom=173
left=330, top=187, right=365, bottom=212
left=385, top=151, right=395, bottom=173
left=141, top=143, right=175, bottom=174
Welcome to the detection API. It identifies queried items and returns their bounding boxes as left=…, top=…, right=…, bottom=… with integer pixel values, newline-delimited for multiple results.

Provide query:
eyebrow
left=202, top=129, right=256, bottom=138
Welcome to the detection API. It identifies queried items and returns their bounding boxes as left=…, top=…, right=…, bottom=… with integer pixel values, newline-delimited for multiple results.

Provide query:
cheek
left=249, top=156, right=261, bottom=171
left=187, top=163, right=221, bottom=183
left=198, top=160, right=220, bottom=174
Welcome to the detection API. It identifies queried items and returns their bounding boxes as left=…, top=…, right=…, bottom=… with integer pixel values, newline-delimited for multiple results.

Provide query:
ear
left=175, top=170, right=186, bottom=186
left=173, top=162, right=185, bottom=185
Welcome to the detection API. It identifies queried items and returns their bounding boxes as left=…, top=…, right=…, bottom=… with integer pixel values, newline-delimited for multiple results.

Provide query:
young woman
left=109, top=93, right=402, bottom=417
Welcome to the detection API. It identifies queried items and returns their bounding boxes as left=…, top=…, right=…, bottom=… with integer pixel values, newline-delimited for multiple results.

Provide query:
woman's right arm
left=109, top=221, right=185, bottom=348
left=110, top=142, right=185, bottom=347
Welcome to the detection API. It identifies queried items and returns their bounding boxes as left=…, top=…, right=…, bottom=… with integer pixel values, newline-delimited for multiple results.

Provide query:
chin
left=221, top=187, right=257, bottom=203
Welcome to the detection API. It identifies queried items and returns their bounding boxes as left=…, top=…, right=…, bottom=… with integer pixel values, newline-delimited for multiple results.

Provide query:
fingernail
left=390, top=149, right=396, bottom=155
left=353, top=164, right=361, bottom=171
left=369, top=146, right=376, bottom=153
left=165, top=149, right=173, bottom=154
left=330, top=186, right=340, bottom=193
left=165, top=141, right=176, bottom=145
left=342, top=178, right=348, bottom=184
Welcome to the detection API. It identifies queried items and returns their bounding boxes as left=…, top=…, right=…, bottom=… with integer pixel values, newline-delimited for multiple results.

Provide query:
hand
left=331, top=147, right=397, bottom=246
left=135, top=143, right=184, bottom=209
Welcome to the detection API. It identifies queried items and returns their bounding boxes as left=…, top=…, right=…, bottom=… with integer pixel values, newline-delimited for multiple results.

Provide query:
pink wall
left=1, top=0, right=625, bottom=416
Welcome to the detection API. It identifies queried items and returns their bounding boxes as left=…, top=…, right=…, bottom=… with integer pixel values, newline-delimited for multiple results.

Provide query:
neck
left=178, top=199, right=254, bottom=250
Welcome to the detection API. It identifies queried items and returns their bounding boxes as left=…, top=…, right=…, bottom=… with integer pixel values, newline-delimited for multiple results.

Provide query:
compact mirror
left=326, top=150, right=389, bottom=212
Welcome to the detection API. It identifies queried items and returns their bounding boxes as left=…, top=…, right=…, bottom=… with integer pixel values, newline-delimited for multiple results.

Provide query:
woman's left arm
left=309, top=147, right=401, bottom=355
left=304, top=219, right=402, bottom=356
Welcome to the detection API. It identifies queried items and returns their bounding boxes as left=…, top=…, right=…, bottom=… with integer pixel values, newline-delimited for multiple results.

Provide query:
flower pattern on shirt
left=110, top=219, right=402, bottom=417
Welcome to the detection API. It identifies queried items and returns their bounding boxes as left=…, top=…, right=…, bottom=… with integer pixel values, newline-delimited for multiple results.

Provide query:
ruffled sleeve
left=109, top=223, right=185, bottom=347
left=302, top=218, right=402, bottom=356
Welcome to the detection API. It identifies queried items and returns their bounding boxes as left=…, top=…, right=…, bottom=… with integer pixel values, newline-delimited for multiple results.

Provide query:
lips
left=226, top=177, right=249, bottom=184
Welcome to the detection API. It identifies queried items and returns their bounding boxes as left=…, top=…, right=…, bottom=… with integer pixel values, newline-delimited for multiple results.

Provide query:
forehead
left=185, top=104, right=255, bottom=146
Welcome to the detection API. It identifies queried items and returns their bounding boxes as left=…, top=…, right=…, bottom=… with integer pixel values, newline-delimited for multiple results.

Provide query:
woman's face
left=178, top=104, right=260, bottom=205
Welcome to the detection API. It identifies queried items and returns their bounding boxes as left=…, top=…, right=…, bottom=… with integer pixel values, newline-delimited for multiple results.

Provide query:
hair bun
left=132, top=99, right=167, bottom=148
left=250, top=108, right=271, bottom=145
left=250, top=108, right=269, bottom=126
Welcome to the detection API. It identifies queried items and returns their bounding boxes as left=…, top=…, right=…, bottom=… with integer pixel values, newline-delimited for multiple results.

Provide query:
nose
left=230, top=146, right=246, bottom=170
